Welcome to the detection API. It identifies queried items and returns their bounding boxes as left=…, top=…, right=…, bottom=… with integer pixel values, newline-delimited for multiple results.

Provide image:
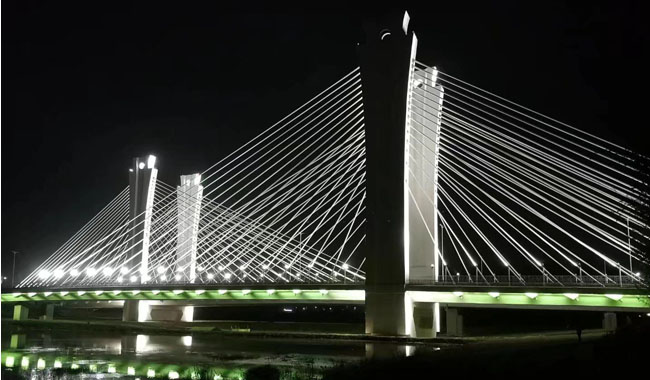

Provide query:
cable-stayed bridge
left=4, top=12, right=649, bottom=337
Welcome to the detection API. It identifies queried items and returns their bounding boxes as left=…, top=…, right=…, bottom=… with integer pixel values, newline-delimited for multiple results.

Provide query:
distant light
left=5, top=356, right=15, bottom=367
left=28, top=292, right=37, bottom=297
left=239, top=265, right=246, bottom=271
left=77, top=291, right=85, bottom=296
left=54, top=360, right=62, bottom=368
left=60, top=291, right=69, bottom=296
left=452, top=291, right=464, bottom=297
left=139, top=162, right=146, bottom=170
left=44, top=292, right=52, bottom=297
left=307, top=263, right=314, bottom=268
left=38, top=270, right=50, bottom=279
left=214, top=375, right=223, bottom=380
left=95, top=290, right=103, bottom=295
left=283, top=308, right=293, bottom=313
left=242, top=289, right=251, bottom=295
left=173, top=290, right=183, bottom=294
left=21, top=357, right=29, bottom=369
left=129, top=168, right=134, bottom=172
left=342, top=263, right=349, bottom=270
left=293, top=289, right=301, bottom=294
left=564, top=293, right=579, bottom=301
left=636, top=272, right=641, bottom=277
left=525, top=292, right=538, bottom=299
left=147, top=155, right=156, bottom=169
left=86, top=268, right=97, bottom=277
left=128, top=367, right=136, bottom=376
left=37, top=358, right=46, bottom=370
left=195, top=289, right=205, bottom=295
left=224, top=273, right=232, bottom=280
left=605, top=294, right=624, bottom=301
left=108, top=365, right=116, bottom=373
left=182, top=335, right=192, bottom=346
left=130, top=275, right=138, bottom=283
left=147, top=369, right=156, bottom=378
left=262, top=264, right=269, bottom=270
left=197, top=266, right=204, bottom=271
left=488, top=292, right=500, bottom=298
left=161, top=275, right=168, bottom=281
left=320, top=289, right=328, bottom=295
left=207, top=273, right=215, bottom=280
left=169, top=371, right=180, bottom=380
left=218, top=289, right=227, bottom=295
left=117, top=276, right=124, bottom=283
left=142, top=275, right=151, bottom=282
left=267, top=289, right=275, bottom=295
left=218, top=265, right=224, bottom=271
left=284, top=264, right=291, bottom=269
left=54, top=269, right=65, bottom=279
left=175, top=274, right=182, bottom=281
left=103, top=267, right=114, bottom=277
left=157, top=267, right=166, bottom=274
left=121, top=267, right=130, bottom=274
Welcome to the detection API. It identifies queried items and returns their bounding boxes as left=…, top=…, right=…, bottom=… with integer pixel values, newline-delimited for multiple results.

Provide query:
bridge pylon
left=359, top=11, right=442, bottom=337
left=175, top=173, right=203, bottom=282
left=128, top=155, right=158, bottom=283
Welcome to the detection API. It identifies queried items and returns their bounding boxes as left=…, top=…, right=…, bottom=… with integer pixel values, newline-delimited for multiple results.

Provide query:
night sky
left=3, top=1, right=649, bottom=282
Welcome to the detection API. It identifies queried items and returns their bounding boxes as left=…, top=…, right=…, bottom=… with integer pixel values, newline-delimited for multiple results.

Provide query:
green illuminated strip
left=3, top=290, right=648, bottom=310
left=408, top=291, right=650, bottom=309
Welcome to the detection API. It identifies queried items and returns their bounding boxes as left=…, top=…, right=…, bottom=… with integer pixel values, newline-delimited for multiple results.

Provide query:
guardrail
left=410, top=274, right=645, bottom=288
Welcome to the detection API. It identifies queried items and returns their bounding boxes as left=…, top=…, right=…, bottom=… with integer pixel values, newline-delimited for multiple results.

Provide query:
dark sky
left=2, top=1, right=649, bottom=282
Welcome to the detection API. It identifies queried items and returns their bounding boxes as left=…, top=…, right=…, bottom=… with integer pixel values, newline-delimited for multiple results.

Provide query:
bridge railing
left=410, top=274, right=645, bottom=289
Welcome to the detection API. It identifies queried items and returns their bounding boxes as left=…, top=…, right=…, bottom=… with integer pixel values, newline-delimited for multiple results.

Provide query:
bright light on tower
left=130, top=275, right=138, bottom=283
left=86, top=268, right=97, bottom=277
left=157, top=267, right=166, bottom=274
left=175, top=274, right=182, bottom=281
left=70, top=269, right=80, bottom=276
left=54, top=269, right=65, bottom=279
left=207, top=273, right=215, bottom=280
left=224, top=273, right=232, bottom=280
left=103, top=267, right=114, bottom=277
left=121, top=267, right=129, bottom=275
left=38, top=270, right=50, bottom=280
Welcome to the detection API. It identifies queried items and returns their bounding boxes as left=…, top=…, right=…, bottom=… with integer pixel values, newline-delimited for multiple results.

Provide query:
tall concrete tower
left=128, top=155, right=158, bottom=283
left=175, top=173, right=203, bottom=282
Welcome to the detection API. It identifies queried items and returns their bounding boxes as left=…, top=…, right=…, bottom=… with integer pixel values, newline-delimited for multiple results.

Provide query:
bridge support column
left=43, top=304, right=55, bottom=320
left=122, top=300, right=193, bottom=322
left=122, top=300, right=140, bottom=322
left=412, top=302, right=438, bottom=338
left=175, top=174, right=203, bottom=282
left=445, top=307, right=463, bottom=336
left=603, top=312, right=617, bottom=332
left=128, top=155, right=158, bottom=283
left=13, top=305, right=29, bottom=321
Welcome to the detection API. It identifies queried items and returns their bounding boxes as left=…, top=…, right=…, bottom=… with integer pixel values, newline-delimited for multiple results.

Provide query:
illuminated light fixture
left=319, top=289, right=328, bottom=295
left=207, top=273, right=215, bottom=280
left=239, top=266, right=246, bottom=271
left=28, top=292, right=37, bottom=297
left=142, top=275, right=151, bottom=282
left=129, top=168, right=134, bottom=172
left=151, top=290, right=160, bottom=295
left=139, top=162, right=146, bottom=170
left=525, top=292, right=539, bottom=299
left=267, top=289, right=276, bottom=295
left=89, top=364, right=97, bottom=372
left=120, top=267, right=129, bottom=275
left=130, top=275, right=138, bottom=283
left=37, top=358, right=46, bottom=369
left=636, top=272, right=641, bottom=277
left=564, top=293, right=579, bottom=301
left=214, top=375, right=223, bottom=380
left=242, top=289, right=251, bottom=295
left=175, top=274, right=182, bottom=281
left=147, top=155, right=156, bottom=169
left=173, top=290, right=183, bottom=295
left=54, top=269, right=65, bottom=279
left=77, top=291, right=86, bottom=296
left=262, top=264, right=269, bottom=270
left=452, top=291, right=464, bottom=297
left=112, top=290, right=121, bottom=295
left=284, top=264, right=291, bottom=269
left=60, top=291, right=69, bottom=296
left=161, top=275, right=168, bottom=281
left=95, top=290, right=104, bottom=295
left=293, top=289, right=301, bottom=295
left=13, top=292, right=22, bottom=297
left=70, top=269, right=80, bottom=276
left=44, top=292, right=53, bottom=297
left=71, top=363, right=79, bottom=370
left=342, top=263, right=349, bottom=270
left=307, top=263, right=314, bottom=268
left=108, top=365, right=116, bottom=373
left=169, top=371, right=180, bottom=380
left=197, top=266, right=204, bottom=271
left=195, top=289, right=205, bottom=295
left=218, top=289, right=227, bottom=295
left=38, top=270, right=51, bottom=279
left=86, top=268, right=97, bottom=277
left=157, top=267, right=166, bottom=274
left=117, top=276, right=124, bottom=283
left=21, top=357, right=29, bottom=369
left=147, top=369, right=156, bottom=378
left=54, top=360, right=63, bottom=368
left=224, top=273, right=232, bottom=280
left=605, top=294, right=624, bottom=301
left=218, top=265, right=224, bottom=271
left=128, top=367, right=136, bottom=376
left=5, top=356, right=15, bottom=367
left=488, top=292, right=500, bottom=298
left=132, top=290, right=140, bottom=295
left=103, top=267, right=114, bottom=277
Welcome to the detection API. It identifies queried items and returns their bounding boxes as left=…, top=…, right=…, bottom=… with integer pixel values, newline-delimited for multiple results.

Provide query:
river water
left=1, top=329, right=432, bottom=379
